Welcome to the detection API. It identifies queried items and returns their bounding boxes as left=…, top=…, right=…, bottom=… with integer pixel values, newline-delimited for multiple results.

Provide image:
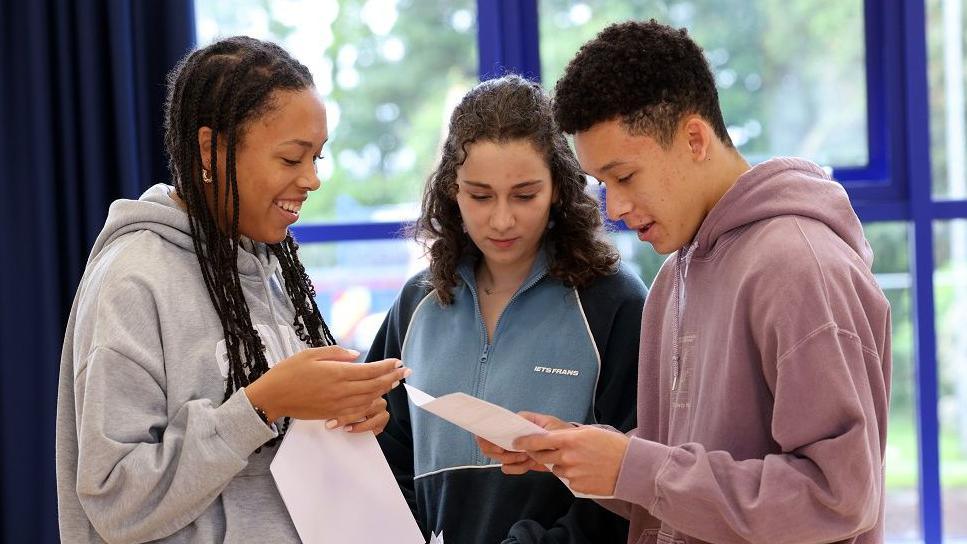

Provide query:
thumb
left=518, top=411, right=570, bottom=430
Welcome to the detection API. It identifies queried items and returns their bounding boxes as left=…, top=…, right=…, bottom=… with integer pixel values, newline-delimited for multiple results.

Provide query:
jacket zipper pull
left=672, top=354, right=681, bottom=391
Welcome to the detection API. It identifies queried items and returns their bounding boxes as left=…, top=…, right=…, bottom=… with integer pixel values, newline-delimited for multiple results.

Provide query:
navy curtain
left=0, top=1, right=195, bottom=540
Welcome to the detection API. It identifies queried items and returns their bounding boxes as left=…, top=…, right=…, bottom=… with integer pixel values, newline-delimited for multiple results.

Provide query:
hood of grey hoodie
left=692, top=157, right=872, bottom=266
left=89, top=183, right=280, bottom=279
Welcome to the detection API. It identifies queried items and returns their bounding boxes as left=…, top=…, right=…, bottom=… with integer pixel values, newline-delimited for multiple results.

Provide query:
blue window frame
left=285, top=1, right=967, bottom=541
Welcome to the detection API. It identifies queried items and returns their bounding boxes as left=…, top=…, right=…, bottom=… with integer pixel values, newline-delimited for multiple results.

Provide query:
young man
left=478, top=20, right=891, bottom=544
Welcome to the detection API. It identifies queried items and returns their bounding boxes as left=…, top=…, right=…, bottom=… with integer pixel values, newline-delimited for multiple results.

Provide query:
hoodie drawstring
left=671, top=241, right=698, bottom=391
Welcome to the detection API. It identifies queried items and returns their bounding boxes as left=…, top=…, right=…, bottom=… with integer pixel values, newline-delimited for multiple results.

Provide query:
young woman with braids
left=368, top=75, right=648, bottom=544
left=55, top=36, right=409, bottom=543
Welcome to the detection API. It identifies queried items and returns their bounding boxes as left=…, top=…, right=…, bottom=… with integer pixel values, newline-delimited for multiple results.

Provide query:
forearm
left=76, top=388, right=274, bottom=542
left=613, top=438, right=879, bottom=544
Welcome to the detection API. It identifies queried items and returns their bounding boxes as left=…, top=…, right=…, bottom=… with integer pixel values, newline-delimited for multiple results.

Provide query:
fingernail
left=342, top=425, right=353, bottom=432
left=325, top=419, right=338, bottom=429
left=392, top=381, right=400, bottom=388
left=348, top=349, right=360, bottom=357
left=403, top=368, right=413, bottom=378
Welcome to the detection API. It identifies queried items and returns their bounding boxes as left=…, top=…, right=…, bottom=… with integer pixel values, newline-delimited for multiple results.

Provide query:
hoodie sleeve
left=610, top=291, right=889, bottom=542
left=71, top=268, right=276, bottom=543
left=370, top=272, right=432, bottom=533
left=504, top=265, right=647, bottom=543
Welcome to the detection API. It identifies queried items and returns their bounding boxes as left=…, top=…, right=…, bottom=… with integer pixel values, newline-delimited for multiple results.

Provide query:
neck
left=704, top=145, right=751, bottom=216
left=477, top=248, right=539, bottom=294
left=170, top=189, right=188, bottom=211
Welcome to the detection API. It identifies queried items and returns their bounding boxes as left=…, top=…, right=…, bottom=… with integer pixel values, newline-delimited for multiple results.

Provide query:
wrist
left=244, top=381, right=279, bottom=423
left=252, top=403, right=271, bottom=426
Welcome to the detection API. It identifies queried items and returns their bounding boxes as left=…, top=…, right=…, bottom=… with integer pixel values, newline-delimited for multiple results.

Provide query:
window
left=539, top=0, right=870, bottom=170
left=933, top=219, right=967, bottom=539
left=928, top=0, right=967, bottom=539
left=866, top=222, right=922, bottom=540
left=928, top=0, right=967, bottom=201
left=195, top=0, right=477, bottom=222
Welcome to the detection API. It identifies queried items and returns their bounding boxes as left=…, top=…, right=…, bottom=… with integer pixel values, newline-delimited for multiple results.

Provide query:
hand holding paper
left=475, top=411, right=572, bottom=474
left=404, top=384, right=617, bottom=499
left=512, top=424, right=629, bottom=499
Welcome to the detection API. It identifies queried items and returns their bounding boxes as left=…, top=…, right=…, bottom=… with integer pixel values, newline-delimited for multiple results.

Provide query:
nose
left=298, top=163, right=322, bottom=192
left=604, top=187, right=631, bottom=222
left=490, top=198, right=515, bottom=232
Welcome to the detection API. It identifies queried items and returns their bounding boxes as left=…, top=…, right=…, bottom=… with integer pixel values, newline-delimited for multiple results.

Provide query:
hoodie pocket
left=634, top=528, right=659, bottom=544
left=656, top=529, right=686, bottom=544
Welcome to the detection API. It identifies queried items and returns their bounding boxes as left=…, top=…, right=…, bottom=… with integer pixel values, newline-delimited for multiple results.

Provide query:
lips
left=634, top=221, right=656, bottom=242
left=489, top=237, right=518, bottom=249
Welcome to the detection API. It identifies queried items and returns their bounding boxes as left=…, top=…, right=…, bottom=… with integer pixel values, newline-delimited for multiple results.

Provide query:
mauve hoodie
left=603, top=158, right=892, bottom=544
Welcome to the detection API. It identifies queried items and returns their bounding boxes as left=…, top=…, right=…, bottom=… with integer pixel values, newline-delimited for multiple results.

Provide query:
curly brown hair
left=415, top=75, right=619, bottom=305
left=553, top=19, right=733, bottom=149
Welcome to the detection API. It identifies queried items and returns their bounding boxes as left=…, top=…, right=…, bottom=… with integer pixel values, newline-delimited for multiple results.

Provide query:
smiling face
left=454, top=139, right=555, bottom=270
left=574, top=117, right=713, bottom=255
left=199, top=87, right=328, bottom=244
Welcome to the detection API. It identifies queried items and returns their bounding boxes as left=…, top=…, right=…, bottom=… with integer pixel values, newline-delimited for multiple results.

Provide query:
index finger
left=345, top=358, right=404, bottom=380
left=518, top=411, right=572, bottom=430
left=513, top=432, right=561, bottom=452
left=343, top=366, right=410, bottom=397
left=303, top=345, right=360, bottom=362
left=474, top=435, right=504, bottom=453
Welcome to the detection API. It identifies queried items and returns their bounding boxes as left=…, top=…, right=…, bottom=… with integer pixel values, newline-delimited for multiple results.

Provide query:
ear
left=682, top=116, right=712, bottom=162
left=197, top=126, right=214, bottom=170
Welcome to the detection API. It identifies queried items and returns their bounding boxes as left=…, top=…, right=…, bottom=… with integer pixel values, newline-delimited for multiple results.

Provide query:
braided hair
left=163, top=36, right=335, bottom=445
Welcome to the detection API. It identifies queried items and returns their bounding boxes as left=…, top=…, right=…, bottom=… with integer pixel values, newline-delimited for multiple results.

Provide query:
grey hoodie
left=56, top=184, right=306, bottom=543
left=603, top=158, right=892, bottom=544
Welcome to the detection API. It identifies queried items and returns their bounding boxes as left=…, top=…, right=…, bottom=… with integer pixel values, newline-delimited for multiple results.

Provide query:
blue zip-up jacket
left=369, top=250, right=647, bottom=543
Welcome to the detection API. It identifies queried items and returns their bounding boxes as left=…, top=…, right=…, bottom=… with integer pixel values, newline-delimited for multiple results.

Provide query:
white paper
left=270, top=419, right=425, bottom=544
left=405, top=384, right=547, bottom=452
left=403, top=384, right=614, bottom=499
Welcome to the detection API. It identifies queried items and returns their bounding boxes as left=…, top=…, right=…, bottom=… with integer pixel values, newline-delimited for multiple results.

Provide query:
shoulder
left=85, top=231, right=173, bottom=294
left=400, top=269, right=433, bottom=295
left=398, top=269, right=435, bottom=307
left=742, top=216, right=843, bottom=266
left=387, top=269, right=439, bottom=325
left=734, top=216, right=875, bottom=296
left=78, top=230, right=202, bottom=322
left=736, top=216, right=887, bottom=324
left=578, top=261, right=648, bottom=305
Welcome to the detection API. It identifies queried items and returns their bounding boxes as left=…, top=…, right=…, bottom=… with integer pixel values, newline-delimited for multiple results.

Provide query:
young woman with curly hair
left=368, top=74, right=648, bottom=544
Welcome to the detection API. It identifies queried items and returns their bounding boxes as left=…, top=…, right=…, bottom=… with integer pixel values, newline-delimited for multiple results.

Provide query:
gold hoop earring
left=202, top=169, right=213, bottom=184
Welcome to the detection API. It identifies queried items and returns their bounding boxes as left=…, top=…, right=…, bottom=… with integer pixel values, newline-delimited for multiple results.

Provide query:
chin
left=266, top=232, right=288, bottom=244
left=648, top=240, right=674, bottom=255
left=246, top=229, right=287, bottom=245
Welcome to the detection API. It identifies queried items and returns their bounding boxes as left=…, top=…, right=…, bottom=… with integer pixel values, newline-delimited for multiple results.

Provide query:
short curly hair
left=416, top=75, right=618, bottom=305
left=553, top=19, right=732, bottom=148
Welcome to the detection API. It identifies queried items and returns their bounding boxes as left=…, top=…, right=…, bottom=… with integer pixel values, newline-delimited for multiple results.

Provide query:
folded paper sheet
left=404, top=384, right=614, bottom=499
left=270, top=419, right=425, bottom=544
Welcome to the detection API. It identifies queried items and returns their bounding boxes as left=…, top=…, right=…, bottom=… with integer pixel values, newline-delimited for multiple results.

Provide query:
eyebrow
left=596, top=159, right=629, bottom=175
left=279, top=138, right=328, bottom=150
left=461, top=179, right=545, bottom=190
